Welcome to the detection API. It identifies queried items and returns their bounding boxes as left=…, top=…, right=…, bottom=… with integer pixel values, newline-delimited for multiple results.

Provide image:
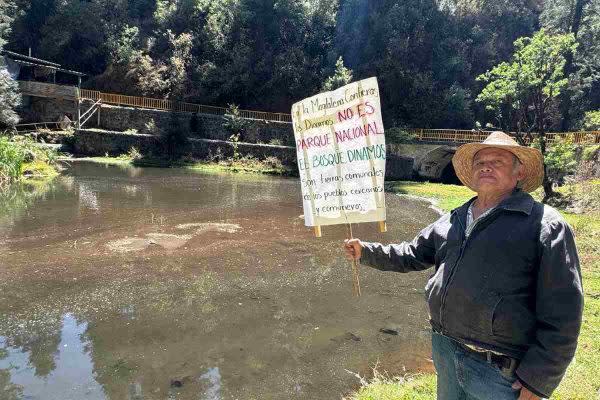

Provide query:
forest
left=1, top=0, right=599, bottom=131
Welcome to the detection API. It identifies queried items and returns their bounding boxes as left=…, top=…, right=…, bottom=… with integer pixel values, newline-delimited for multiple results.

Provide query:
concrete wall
left=95, top=105, right=295, bottom=145
left=413, top=145, right=457, bottom=181
left=73, top=129, right=298, bottom=166
left=20, top=96, right=79, bottom=123
left=387, top=143, right=458, bottom=182
left=72, top=129, right=418, bottom=180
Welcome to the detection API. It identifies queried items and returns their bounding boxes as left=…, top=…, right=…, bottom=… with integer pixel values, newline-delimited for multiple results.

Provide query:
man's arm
left=348, top=218, right=440, bottom=273
left=515, top=218, right=584, bottom=399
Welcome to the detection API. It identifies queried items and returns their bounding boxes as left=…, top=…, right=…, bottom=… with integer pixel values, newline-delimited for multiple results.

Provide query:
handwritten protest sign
left=292, top=77, right=386, bottom=234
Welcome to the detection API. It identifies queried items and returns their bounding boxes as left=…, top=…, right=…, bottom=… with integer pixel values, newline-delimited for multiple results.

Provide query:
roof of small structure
left=1, top=49, right=86, bottom=77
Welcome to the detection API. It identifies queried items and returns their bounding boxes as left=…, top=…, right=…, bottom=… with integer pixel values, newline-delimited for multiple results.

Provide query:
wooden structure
left=1, top=49, right=86, bottom=87
left=406, top=128, right=600, bottom=145
left=79, top=89, right=292, bottom=122
left=13, top=121, right=65, bottom=134
left=18, top=81, right=79, bottom=101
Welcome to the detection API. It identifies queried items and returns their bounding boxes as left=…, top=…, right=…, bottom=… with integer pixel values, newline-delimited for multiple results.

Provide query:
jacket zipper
left=439, top=208, right=501, bottom=333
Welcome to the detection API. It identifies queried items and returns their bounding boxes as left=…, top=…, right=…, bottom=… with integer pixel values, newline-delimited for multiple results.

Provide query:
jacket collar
left=451, top=188, right=534, bottom=221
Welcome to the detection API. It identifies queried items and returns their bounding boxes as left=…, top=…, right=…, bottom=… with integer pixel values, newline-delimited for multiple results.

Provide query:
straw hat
left=452, top=131, right=544, bottom=193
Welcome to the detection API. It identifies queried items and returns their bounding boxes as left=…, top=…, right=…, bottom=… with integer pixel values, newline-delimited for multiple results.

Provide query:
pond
left=0, top=161, right=440, bottom=400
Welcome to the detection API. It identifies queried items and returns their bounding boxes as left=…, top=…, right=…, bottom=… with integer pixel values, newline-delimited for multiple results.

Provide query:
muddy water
left=0, top=161, right=441, bottom=400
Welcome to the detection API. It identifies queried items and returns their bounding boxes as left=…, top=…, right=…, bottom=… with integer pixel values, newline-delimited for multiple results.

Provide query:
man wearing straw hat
left=344, top=132, right=583, bottom=399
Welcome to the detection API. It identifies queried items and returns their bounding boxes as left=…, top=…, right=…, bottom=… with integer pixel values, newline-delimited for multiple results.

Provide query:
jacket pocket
left=424, top=266, right=443, bottom=300
left=491, top=293, right=536, bottom=345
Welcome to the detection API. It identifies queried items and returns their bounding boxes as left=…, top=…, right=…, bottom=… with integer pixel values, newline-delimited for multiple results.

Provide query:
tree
left=541, top=0, right=600, bottom=129
left=0, top=0, right=20, bottom=128
left=583, top=110, right=600, bottom=130
left=477, top=29, right=577, bottom=199
left=322, top=56, right=352, bottom=91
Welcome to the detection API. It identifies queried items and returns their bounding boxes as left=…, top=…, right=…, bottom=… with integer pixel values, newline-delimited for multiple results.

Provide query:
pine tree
left=0, top=0, right=20, bottom=128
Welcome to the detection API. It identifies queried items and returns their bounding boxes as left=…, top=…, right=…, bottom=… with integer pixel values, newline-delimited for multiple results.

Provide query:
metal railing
left=407, top=129, right=600, bottom=145
left=18, top=81, right=599, bottom=142
left=79, top=89, right=292, bottom=122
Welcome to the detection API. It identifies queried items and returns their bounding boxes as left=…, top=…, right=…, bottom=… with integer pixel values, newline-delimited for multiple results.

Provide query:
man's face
left=471, top=148, right=524, bottom=194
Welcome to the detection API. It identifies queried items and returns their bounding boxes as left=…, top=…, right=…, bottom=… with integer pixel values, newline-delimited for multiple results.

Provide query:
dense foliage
left=0, top=136, right=58, bottom=185
left=0, top=0, right=20, bottom=127
left=3, top=0, right=600, bottom=130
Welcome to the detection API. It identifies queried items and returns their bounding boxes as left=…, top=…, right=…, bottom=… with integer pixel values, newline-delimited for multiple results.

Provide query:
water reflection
left=198, top=368, right=221, bottom=400
left=0, top=161, right=440, bottom=399
left=0, top=314, right=103, bottom=400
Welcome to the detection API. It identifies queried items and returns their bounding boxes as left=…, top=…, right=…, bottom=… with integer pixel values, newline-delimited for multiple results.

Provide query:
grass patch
left=387, top=181, right=475, bottom=211
left=66, top=154, right=295, bottom=176
left=0, top=135, right=60, bottom=186
left=22, top=160, right=60, bottom=179
left=347, top=372, right=436, bottom=400
left=355, top=180, right=599, bottom=399
left=552, top=211, right=600, bottom=400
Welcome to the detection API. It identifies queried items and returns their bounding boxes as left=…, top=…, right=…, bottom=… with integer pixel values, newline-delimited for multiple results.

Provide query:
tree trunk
left=538, top=130, right=555, bottom=200
left=542, top=163, right=554, bottom=201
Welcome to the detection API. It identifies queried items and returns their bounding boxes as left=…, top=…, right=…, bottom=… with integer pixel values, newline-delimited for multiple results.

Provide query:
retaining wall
left=96, top=105, right=295, bottom=145
left=72, top=129, right=416, bottom=180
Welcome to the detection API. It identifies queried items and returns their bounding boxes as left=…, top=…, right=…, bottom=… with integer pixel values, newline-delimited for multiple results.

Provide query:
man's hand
left=512, top=380, right=541, bottom=400
left=343, top=239, right=363, bottom=260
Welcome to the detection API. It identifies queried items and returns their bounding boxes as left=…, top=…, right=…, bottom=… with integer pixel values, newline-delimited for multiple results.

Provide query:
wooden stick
left=314, top=225, right=322, bottom=238
left=347, top=223, right=361, bottom=297
left=378, top=220, right=387, bottom=233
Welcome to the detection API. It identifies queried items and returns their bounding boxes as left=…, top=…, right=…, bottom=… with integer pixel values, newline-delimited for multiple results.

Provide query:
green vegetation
left=223, top=104, right=249, bottom=143
left=4, top=0, right=599, bottom=130
left=178, top=156, right=292, bottom=176
left=353, top=180, right=599, bottom=400
left=72, top=150, right=293, bottom=176
left=347, top=372, right=436, bottom=400
left=387, top=181, right=475, bottom=211
left=583, top=110, right=600, bottom=130
left=477, top=30, right=578, bottom=198
left=0, top=135, right=59, bottom=186
left=385, top=128, right=417, bottom=144
left=532, top=136, right=578, bottom=185
left=322, top=56, right=353, bottom=91
left=0, top=0, right=20, bottom=128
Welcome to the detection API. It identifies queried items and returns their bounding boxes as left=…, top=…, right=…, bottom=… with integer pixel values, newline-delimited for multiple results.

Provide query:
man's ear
left=515, top=163, right=526, bottom=181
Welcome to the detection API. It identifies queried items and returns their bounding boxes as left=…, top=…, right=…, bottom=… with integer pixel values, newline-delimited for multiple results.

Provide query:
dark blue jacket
left=360, top=189, right=583, bottom=398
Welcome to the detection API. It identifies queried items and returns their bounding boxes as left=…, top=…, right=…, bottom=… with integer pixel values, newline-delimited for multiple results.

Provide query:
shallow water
left=0, top=161, right=440, bottom=400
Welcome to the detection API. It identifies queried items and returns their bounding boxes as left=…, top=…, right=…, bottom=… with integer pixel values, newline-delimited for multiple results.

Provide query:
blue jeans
left=432, top=332, right=520, bottom=400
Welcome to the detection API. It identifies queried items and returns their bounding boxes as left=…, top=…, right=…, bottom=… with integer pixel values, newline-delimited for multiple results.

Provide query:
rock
left=170, top=379, right=183, bottom=388
left=379, top=326, right=401, bottom=335
left=344, top=332, right=361, bottom=342
left=169, top=375, right=192, bottom=388
left=330, top=332, right=362, bottom=343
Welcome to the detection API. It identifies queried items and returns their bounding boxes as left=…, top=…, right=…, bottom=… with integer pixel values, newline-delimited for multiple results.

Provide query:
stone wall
left=72, top=129, right=416, bottom=180
left=95, top=105, right=295, bottom=145
left=73, top=129, right=158, bottom=157
left=19, top=96, right=79, bottom=123
left=73, top=129, right=298, bottom=167
left=19, top=94, right=451, bottom=180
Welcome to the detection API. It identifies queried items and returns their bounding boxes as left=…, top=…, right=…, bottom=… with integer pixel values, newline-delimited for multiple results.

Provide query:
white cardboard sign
left=292, top=77, right=386, bottom=227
